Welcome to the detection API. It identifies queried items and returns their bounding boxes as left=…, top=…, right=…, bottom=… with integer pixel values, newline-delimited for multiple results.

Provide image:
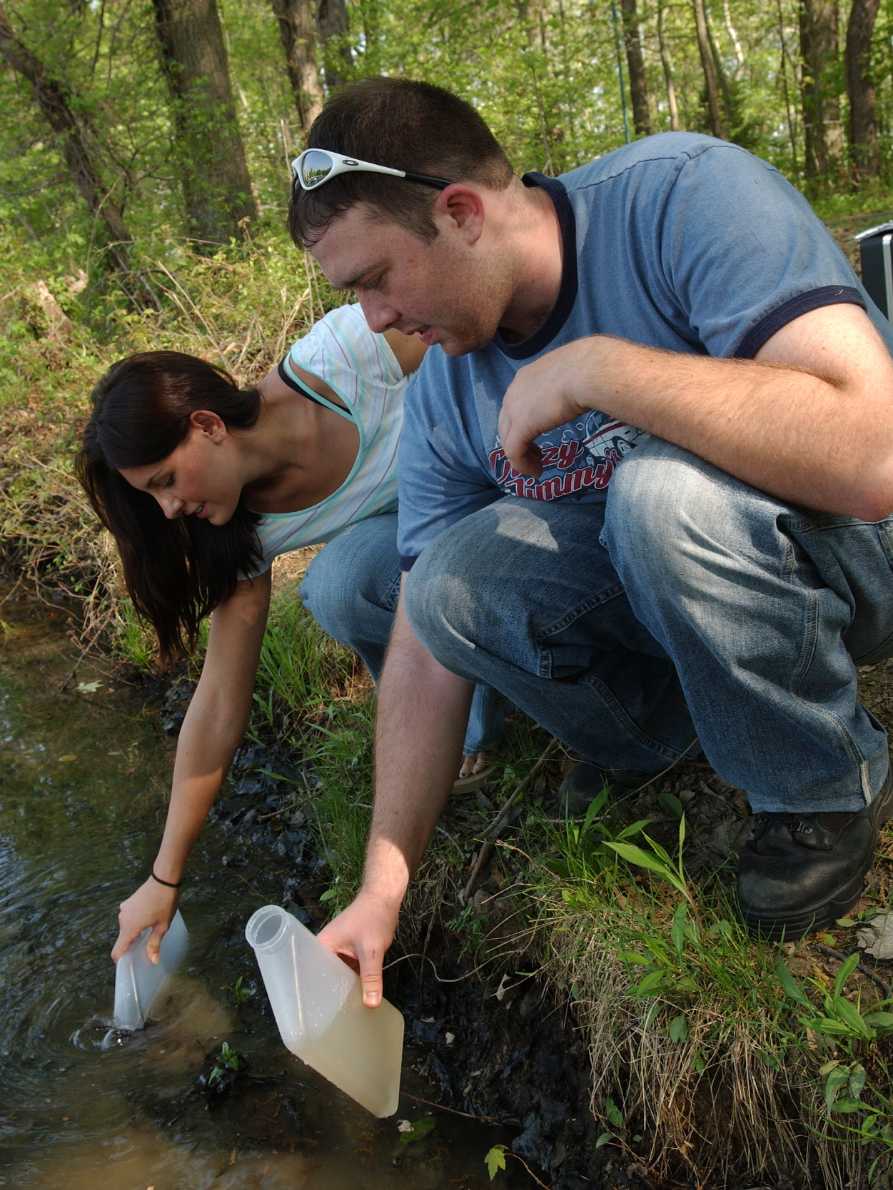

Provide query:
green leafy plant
left=776, top=953, right=893, bottom=1182
left=208, top=1040, right=243, bottom=1086
left=485, top=1144, right=507, bottom=1180
left=231, top=975, right=255, bottom=1007
left=603, top=813, right=693, bottom=904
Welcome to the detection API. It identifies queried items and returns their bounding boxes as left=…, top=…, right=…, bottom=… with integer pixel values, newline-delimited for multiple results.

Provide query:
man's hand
left=317, top=888, right=402, bottom=1008
left=111, top=877, right=178, bottom=964
left=498, top=341, right=591, bottom=476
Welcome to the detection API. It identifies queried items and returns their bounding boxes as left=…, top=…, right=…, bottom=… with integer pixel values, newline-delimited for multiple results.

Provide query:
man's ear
left=434, top=184, right=485, bottom=244
left=190, top=409, right=227, bottom=442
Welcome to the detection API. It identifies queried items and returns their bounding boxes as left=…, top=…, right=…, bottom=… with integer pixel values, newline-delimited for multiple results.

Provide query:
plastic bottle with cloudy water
left=113, top=909, right=189, bottom=1030
left=245, top=904, right=404, bottom=1117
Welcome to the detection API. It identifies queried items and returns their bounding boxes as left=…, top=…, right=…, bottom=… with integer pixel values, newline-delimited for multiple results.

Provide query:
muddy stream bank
left=0, top=590, right=642, bottom=1190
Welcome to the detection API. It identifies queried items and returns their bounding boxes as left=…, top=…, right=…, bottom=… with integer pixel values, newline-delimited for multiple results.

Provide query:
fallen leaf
left=857, top=911, right=893, bottom=960
left=76, top=680, right=102, bottom=694
left=58, top=755, right=77, bottom=764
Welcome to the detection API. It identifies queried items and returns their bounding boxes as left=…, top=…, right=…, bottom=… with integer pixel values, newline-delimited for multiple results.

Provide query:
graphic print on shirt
left=487, top=411, right=647, bottom=500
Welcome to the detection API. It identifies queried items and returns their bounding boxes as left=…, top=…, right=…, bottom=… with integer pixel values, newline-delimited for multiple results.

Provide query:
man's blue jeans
left=299, top=512, right=504, bottom=757
left=403, top=438, right=893, bottom=814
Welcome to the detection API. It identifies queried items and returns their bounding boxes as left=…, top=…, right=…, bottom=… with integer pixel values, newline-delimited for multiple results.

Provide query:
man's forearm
left=500, top=306, right=893, bottom=520
left=362, top=603, right=473, bottom=907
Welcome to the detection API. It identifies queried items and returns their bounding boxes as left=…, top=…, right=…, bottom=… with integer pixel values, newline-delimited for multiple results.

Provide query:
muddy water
left=0, top=596, right=522, bottom=1189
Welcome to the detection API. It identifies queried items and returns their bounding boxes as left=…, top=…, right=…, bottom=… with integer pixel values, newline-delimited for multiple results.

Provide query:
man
left=288, top=78, right=893, bottom=1008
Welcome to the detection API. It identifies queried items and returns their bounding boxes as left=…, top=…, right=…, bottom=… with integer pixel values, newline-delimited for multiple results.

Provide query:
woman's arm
left=111, top=569, right=272, bottom=962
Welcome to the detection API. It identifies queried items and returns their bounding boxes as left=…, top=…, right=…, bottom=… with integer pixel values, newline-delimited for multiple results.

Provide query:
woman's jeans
left=299, top=512, right=504, bottom=756
left=402, top=438, right=893, bottom=814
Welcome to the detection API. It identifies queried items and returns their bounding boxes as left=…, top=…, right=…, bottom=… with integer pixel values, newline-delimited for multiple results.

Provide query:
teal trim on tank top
left=257, top=357, right=366, bottom=523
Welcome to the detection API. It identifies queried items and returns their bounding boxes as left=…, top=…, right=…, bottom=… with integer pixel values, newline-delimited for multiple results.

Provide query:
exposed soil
left=148, top=654, right=893, bottom=1190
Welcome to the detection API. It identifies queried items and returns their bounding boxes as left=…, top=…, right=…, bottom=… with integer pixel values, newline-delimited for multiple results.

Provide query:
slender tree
left=317, top=0, right=351, bottom=92
left=845, top=0, right=881, bottom=184
left=270, top=0, right=324, bottom=138
left=152, top=0, right=257, bottom=247
left=722, top=0, right=744, bottom=74
left=692, top=0, right=724, bottom=137
left=799, top=0, right=845, bottom=190
left=656, top=0, right=680, bottom=131
left=775, top=0, right=800, bottom=173
left=0, top=1, right=150, bottom=299
left=621, top=0, right=652, bottom=135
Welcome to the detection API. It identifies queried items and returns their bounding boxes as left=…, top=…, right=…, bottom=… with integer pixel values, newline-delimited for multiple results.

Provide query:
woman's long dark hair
left=76, top=351, right=264, bottom=664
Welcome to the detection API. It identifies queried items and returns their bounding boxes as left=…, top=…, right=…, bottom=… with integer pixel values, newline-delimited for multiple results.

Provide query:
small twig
left=458, top=839, right=498, bottom=909
left=501, top=1149, right=552, bottom=1188
left=256, top=806, right=286, bottom=822
left=815, top=941, right=892, bottom=1000
left=459, top=740, right=560, bottom=905
left=382, top=947, right=519, bottom=985
left=401, top=1090, right=517, bottom=1127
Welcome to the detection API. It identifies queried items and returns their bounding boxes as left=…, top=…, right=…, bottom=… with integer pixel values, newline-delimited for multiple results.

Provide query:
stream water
left=0, top=594, right=523, bottom=1189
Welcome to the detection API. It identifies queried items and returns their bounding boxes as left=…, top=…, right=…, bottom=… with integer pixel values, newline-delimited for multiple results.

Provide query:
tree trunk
left=775, top=0, right=800, bottom=173
left=152, top=0, right=257, bottom=248
left=317, top=0, right=351, bottom=92
left=845, top=0, right=880, bottom=184
left=270, top=0, right=324, bottom=138
left=799, top=0, right=844, bottom=191
left=620, top=0, right=652, bottom=135
left=0, top=2, right=132, bottom=272
left=656, top=0, right=680, bottom=131
left=722, top=0, right=743, bottom=73
left=692, top=0, right=724, bottom=138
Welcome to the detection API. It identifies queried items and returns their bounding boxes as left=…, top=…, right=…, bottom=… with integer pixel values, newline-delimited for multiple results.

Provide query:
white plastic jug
left=113, top=909, right=189, bottom=1030
left=245, top=904, right=404, bottom=1118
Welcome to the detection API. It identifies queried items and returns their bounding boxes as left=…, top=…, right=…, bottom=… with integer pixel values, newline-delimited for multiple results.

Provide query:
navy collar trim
left=494, top=172, right=578, bottom=360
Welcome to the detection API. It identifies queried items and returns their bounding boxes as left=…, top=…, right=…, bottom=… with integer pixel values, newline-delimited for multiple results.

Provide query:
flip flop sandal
left=452, top=763, right=497, bottom=794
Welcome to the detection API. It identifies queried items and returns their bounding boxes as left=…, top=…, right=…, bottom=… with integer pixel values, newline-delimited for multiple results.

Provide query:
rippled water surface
left=0, top=597, right=518, bottom=1188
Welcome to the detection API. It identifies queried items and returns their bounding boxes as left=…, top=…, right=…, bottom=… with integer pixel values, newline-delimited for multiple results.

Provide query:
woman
left=77, top=304, right=502, bottom=964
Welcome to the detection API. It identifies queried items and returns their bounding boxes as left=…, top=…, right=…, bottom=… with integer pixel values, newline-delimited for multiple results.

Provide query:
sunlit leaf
left=824, top=1064, right=849, bottom=1112
left=832, top=952, right=860, bottom=998
left=484, top=1145, right=506, bottom=1180
left=636, top=969, right=665, bottom=995
left=605, top=1097, right=624, bottom=1128
left=668, top=1014, right=689, bottom=1043
left=774, top=958, right=812, bottom=1008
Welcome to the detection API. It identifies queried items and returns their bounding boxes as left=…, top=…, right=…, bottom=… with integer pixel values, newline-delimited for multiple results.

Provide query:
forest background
left=3, top=4, right=893, bottom=1186
left=2, top=0, right=892, bottom=641
left=1, top=0, right=891, bottom=315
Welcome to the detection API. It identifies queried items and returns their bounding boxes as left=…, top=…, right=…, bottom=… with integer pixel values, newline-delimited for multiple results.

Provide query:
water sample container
left=113, top=909, right=189, bottom=1031
left=245, top=904, right=404, bottom=1117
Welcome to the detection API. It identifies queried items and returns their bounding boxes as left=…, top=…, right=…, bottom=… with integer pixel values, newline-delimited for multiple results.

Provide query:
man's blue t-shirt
left=397, top=132, right=893, bottom=569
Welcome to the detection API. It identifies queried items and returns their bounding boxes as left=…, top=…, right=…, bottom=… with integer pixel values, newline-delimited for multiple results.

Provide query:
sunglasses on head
left=291, top=148, right=452, bottom=193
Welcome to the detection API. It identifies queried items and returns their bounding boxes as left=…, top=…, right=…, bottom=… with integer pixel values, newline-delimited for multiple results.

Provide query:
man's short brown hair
left=288, top=78, right=514, bottom=246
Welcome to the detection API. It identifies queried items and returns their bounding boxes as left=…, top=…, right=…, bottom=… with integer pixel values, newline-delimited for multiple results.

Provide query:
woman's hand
left=317, top=888, right=402, bottom=1008
left=111, top=877, right=178, bottom=964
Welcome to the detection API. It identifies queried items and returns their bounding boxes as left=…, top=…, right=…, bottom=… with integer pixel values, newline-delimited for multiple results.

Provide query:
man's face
left=309, top=204, right=505, bottom=356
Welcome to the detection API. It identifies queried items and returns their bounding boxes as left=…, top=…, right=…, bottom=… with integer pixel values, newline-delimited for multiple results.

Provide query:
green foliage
left=397, top=1115, right=436, bottom=1148
left=604, top=814, right=692, bottom=904
left=484, top=1143, right=507, bottom=1180
left=252, top=594, right=358, bottom=738
left=230, top=974, right=255, bottom=1007
left=773, top=952, right=893, bottom=1180
left=1, top=0, right=889, bottom=311
left=207, top=1039, right=243, bottom=1085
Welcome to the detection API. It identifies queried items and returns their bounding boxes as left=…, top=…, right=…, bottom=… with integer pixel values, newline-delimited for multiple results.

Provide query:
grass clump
left=505, top=784, right=893, bottom=1187
left=0, top=229, right=325, bottom=656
